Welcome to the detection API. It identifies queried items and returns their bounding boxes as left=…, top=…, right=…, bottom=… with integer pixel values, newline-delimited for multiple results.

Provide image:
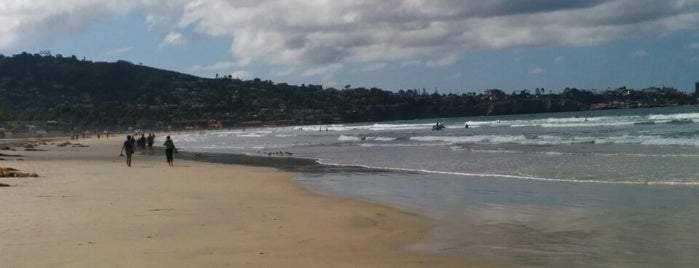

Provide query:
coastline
left=0, top=137, right=492, bottom=267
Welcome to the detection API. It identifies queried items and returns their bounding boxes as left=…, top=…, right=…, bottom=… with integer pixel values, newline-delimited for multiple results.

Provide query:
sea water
left=170, top=106, right=699, bottom=267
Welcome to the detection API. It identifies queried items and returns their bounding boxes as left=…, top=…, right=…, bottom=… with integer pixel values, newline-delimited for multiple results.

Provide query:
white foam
left=338, top=135, right=362, bottom=142
left=649, top=112, right=699, bottom=121
left=314, top=160, right=699, bottom=186
left=409, top=133, right=699, bottom=146
left=275, top=134, right=298, bottom=137
left=411, top=135, right=583, bottom=145
left=462, top=113, right=698, bottom=129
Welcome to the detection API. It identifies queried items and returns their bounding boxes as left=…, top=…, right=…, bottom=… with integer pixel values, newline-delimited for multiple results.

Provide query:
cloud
left=159, top=31, right=184, bottom=47
left=0, top=0, right=139, bottom=47
left=3, top=0, right=699, bottom=80
left=230, top=71, right=252, bottom=79
left=401, top=60, right=423, bottom=67
left=529, top=67, right=545, bottom=75
left=425, top=54, right=461, bottom=67
left=302, top=63, right=343, bottom=81
left=152, top=0, right=699, bottom=79
left=554, top=56, right=566, bottom=63
left=362, top=63, right=389, bottom=72
left=689, top=42, right=699, bottom=50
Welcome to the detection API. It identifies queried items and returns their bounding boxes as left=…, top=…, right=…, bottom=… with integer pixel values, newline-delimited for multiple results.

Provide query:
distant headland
left=1, top=52, right=697, bottom=137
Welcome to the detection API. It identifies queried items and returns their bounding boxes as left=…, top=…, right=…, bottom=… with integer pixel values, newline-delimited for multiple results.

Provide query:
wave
left=666, top=119, right=694, bottom=124
left=368, top=123, right=435, bottom=131
left=314, top=160, right=699, bottom=186
left=296, top=123, right=438, bottom=132
left=465, top=112, right=699, bottom=129
left=465, top=115, right=642, bottom=129
left=452, top=147, right=699, bottom=158
left=648, top=112, right=699, bottom=121
left=179, top=110, right=699, bottom=141
left=540, top=121, right=636, bottom=128
left=237, top=133, right=266, bottom=137
left=411, top=135, right=588, bottom=145
left=359, top=143, right=433, bottom=148
left=409, top=134, right=699, bottom=146
left=338, top=135, right=362, bottom=142
left=339, top=135, right=399, bottom=142
left=193, top=111, right=699, bottom=136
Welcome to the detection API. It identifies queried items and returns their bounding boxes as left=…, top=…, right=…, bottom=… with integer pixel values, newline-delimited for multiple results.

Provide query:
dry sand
left=0, top=137, right=494, bottom=267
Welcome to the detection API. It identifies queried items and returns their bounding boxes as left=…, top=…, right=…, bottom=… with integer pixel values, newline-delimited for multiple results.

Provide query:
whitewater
left=171, top=106, right=699, bottom=267
left=174, top=106, right=699, bottom=185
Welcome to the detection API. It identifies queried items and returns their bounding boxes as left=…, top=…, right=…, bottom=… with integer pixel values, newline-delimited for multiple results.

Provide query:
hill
left=0, top=52, right=695, bottom=135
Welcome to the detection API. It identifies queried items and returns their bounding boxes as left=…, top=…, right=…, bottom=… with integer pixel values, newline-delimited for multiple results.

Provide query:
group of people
left=120, top=134, right=177, bottom=167
left=135, top=133, right=156, bottom=149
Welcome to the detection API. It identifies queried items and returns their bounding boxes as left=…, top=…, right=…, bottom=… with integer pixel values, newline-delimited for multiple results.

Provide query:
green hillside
left=0, top=52, right=694, bottom=133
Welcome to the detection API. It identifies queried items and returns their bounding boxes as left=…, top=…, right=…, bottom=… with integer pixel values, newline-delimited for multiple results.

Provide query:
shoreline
left=0, top=137, right=494, bottom=267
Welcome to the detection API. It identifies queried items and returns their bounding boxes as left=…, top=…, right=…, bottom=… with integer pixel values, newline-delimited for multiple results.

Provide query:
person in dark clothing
left=137, top=134, right=146, bottom=149
left=163, top=136, right=177, bottom=166
left=120, top=135, right=136, bottom=167
left=147, top=133, right=155, bottom=148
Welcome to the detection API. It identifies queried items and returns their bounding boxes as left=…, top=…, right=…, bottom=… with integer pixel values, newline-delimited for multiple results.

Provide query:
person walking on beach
left=138, top=134, right=147, bottom=149
left=147, top=133, right=155, bottom=148
left=163, top=136, right=177, bottom=166
left=120, top=135, right=136, bottom=167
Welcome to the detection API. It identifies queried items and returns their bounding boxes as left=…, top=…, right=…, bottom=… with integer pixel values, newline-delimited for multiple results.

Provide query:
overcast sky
left=2, top=0, right=699, bottom=93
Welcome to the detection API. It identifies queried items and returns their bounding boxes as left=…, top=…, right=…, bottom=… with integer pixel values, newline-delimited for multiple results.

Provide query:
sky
left=1, top=0, right=699, bottom=94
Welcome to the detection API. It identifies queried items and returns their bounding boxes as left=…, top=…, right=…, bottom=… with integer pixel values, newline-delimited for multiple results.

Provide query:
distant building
left=695, top=81, right=699, bottom=96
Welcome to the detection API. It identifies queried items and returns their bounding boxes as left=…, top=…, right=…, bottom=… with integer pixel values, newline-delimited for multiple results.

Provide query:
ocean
left=169, top=106, right=699, bottom=267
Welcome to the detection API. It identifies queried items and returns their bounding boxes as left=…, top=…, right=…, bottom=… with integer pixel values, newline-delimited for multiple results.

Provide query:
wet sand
left=0, top=137, right=493, bottom=267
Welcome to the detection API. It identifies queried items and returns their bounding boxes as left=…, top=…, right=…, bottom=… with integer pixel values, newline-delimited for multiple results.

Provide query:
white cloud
left=3, top=0, right=699, bottom=80
left=159, top=31, right=184, bottom=47
left=554, top=56, right=565, bottom=63
left=0, top=0, right=139, bottom=47
left=149, top=0, right=699, bottom=79
left=529, top=67, right=545, bottom=75
left=230, top=71, right=252, bottom=79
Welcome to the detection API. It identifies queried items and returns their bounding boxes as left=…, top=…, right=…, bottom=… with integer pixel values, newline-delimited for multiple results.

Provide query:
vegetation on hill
left=0, top=52, right=695, bottom=133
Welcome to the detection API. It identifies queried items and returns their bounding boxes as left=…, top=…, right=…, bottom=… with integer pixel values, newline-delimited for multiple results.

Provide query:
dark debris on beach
left=0, top=167, right=38, bottom=177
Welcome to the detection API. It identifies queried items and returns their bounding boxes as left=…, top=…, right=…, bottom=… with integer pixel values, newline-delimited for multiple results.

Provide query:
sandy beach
left=0, top=137, right=489, bottom=267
